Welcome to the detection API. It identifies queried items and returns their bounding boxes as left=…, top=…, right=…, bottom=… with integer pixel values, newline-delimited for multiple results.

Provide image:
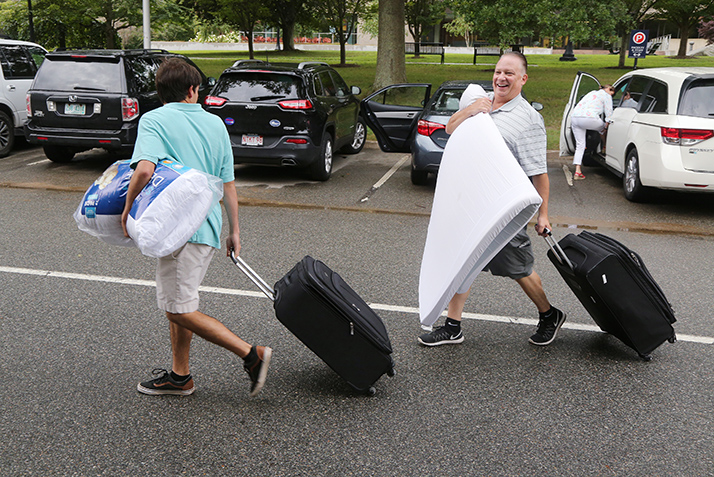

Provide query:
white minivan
left=560, top=68, right=714, bottom=201
left=0, top=39, right=47, bottom=157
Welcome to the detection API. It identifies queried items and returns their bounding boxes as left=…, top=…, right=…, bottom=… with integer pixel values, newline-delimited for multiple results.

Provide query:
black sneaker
left=529, top=308, right=567, bottom=346
left=244, top=346, right=272, bottom=397
left=137, top=368, right=195, bottom=396
left=418, top=325, right=464, bottom=346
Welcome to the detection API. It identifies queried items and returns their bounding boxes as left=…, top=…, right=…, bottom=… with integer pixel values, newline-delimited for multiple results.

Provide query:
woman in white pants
left=571, top=85, right=615, bottom=179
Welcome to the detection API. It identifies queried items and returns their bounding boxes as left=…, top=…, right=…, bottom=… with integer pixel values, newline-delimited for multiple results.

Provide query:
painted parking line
left=359, top=154, right=410, bottom=203
left=2, top=265, right=711, bottom=345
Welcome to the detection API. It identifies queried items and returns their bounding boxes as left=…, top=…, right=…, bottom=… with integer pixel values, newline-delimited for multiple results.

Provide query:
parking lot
left=1, top=143, right=714, bottom=475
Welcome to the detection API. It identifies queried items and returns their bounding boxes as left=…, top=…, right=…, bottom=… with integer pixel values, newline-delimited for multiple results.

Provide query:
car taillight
left=204, top=96, right=227, bottom=107
left=26, top=94, right=31, bottom=117
left=122, top=98, right=139, bottom=121
left=278, top=99, right=313, bottom=110
left=286, top=138, right=307, bottom=144
left=661, top=127, right=714, bottom=146
left=417, top=119, right=446, bottom=136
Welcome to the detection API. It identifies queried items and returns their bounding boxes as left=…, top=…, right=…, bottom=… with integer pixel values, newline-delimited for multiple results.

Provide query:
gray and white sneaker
left=418, top=325, right=464, bottom=346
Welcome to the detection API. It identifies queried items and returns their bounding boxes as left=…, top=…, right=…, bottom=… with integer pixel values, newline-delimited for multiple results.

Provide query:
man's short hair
left=155, top=57, right=202, bottom=104
left=501, top=51, right=528, bottom=75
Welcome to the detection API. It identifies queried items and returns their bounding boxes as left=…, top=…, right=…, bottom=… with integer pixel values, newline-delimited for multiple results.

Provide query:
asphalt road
left=1, top=143, right=713, bottom=476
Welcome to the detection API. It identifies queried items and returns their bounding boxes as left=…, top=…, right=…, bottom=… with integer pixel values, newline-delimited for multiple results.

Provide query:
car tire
left=0, top=111, right=15, bottom=158
left=43, top=145, right=76, bottom=163
left=623, top=148, right=650, bottom=202
left=310, top=134, right=333, bottom=181
left=411, top=167, right=429, bottom=185
left=342, top=117, right=366, bottom=154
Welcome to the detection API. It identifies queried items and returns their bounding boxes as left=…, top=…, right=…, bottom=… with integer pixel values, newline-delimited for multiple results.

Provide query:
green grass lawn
left=185, top=49, right=714, bottom=150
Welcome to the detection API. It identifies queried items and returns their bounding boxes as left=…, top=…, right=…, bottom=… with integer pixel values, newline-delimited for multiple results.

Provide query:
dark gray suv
left=25, top=49, right=214, bottom=163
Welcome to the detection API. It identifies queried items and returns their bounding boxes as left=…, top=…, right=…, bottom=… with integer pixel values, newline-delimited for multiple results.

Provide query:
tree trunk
left=618, top=35, right=628, bottom=67
left=282, top=22, right=295, bottom=51
left=339, top=31, right=347, bottom=65
left=677, top=25, right=690, bottom=57
left=248, top=28, right=255, bottom=59
left=373, top=0, right=406, bottom=90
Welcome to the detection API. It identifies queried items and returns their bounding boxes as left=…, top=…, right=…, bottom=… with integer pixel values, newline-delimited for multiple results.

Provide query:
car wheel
left=0, top=111, right=15, bottom=158
left=623, top=148, right=650, bottom=202
left=310, top=134, right=333, bottom=181
left=43, top=145, right=76, bottom=163
left=342, top=117, right=366, bottom=154
left=411, top=167, right=429, bottom=185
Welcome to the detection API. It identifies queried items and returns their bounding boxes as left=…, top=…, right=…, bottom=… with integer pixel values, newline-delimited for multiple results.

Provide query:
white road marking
left=27, top=159, right=51, bottom=166
left=359, top=154, right=410, bottom=203
left=563, top=164, right=574, bottom=186
left=2, top=265, right=710, bottom=345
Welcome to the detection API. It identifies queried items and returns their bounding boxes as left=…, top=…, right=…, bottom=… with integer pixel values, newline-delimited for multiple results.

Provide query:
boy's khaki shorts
left=156, top=242, right=216, bottom=314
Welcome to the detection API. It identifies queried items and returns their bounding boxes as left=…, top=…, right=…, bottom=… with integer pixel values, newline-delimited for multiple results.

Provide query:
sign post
left=628, top=30, right=649, bottom=69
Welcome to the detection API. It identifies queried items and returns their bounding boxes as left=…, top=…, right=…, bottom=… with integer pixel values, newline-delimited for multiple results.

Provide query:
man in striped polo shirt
left=418, top=51, right=567, bottom=347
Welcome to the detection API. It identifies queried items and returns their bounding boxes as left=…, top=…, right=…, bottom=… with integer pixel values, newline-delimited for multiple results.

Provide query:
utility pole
left=142, top=0, right=151, bottom=49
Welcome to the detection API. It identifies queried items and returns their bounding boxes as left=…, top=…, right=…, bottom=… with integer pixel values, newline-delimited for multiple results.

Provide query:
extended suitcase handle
left=544, top=229, right=575, bottom=271
left=230, top=250, right=276, bottom=302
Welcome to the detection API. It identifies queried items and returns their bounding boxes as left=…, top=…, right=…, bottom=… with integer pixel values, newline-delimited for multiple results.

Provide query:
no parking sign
left=629, top=30, right=649, bottom=58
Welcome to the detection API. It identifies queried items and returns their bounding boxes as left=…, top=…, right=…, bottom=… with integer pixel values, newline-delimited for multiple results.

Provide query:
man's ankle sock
left=445, top=317, right=461, bottom=334
left=170, top=371, right=190, bottom=382
left=539, top=307, right=555, bottom=320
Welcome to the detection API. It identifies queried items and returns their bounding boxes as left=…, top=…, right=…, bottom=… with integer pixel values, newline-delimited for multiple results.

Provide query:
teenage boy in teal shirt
left=121, top=57, right=271, bottom=398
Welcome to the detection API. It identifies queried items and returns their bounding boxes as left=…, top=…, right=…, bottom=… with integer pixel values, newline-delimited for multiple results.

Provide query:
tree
left=535, top=0, right=622, bottom=48
left=650, top=0, right=714, bottom=57
left=448, top=0, right=538, bottom=47
left=267, top=0, right=308, bottom=51
left=218, top=0, right=268, bottom=59
left=309, top=0, right=364, bottom=65
left=373, top=0, right=406, bottom=89
left=444, top=14, right=475, bottom=47
left=405, top=0, right=444, bottom=55
left=611, top=0, right=661, bottom=67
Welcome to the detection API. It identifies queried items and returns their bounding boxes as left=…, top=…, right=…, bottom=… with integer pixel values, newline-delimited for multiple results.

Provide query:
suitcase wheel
left=387, top=367, right=396, bottom=377
left=366, top=387, right=376, bottom=397
left=639, top=353, right=652, bottom=362
left=668, top=334, right=677, bottom=344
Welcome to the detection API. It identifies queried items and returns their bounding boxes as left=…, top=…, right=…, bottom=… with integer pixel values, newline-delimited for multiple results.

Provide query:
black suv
left=24, top=49, right=214, bottom=163
left=203, top=60, right=366, bottom=181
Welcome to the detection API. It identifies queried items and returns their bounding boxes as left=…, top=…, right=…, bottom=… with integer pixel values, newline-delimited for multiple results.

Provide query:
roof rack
left=297, top=61, right=329, bottom=70
left=233, top=59, right=269, bottom=68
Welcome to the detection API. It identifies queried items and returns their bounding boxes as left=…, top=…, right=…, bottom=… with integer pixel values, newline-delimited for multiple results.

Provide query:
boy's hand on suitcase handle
left=227, top=235, right=241, bottom=257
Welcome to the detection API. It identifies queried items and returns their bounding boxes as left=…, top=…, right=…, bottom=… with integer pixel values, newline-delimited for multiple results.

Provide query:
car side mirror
left=531, top=101, right=543, bottom=112
left=351, top=86, right=361, bottom=95
left=207, top=77, right=216, bottom=87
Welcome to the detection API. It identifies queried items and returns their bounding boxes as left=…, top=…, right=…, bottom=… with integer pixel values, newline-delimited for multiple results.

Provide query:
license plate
left=64, top=103, right=86, bottom=115
left=241, top=134, right=263, bottom=146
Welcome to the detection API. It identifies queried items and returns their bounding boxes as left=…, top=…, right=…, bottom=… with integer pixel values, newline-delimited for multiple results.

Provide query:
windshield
left=429, top=88, right=465, bottom=115
left=214, top=72, right=303, bottom=102
left=679, top=79, right=714, bottom=118
left=33, top=59, right=123, bottom=92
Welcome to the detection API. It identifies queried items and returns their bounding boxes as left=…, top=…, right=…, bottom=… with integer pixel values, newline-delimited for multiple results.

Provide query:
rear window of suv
left=679, top=79, right=714, bottom=118
left=33, top=58, right=123, bottom=93
left=213, top=72, right=303, bottom=102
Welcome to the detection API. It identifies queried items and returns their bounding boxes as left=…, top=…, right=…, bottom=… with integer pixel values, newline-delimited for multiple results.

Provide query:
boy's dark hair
left=155, top=57, right=202, bottom=104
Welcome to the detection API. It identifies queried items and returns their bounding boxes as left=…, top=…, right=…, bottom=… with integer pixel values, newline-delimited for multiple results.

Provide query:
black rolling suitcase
left=545, top=230, right=676, bottom=360
left=231, top=253, right=395, bottom=395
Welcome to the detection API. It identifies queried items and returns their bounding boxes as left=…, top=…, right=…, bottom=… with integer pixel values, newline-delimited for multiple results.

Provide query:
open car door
left=360, top=84, right=431, bottom=153
left=559, top=72, right=601, bottom=156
